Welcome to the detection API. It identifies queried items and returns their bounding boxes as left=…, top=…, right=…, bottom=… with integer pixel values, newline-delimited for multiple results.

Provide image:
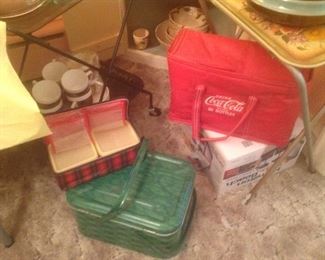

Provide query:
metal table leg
left=99, top=0, right=161, bottom=116
left=18, top=41, right=30, bottom=77
left=0, top=224, right=14, bottom=248
left=243, top=131, right=306, bottom=204
left=232, top=25, right=314, bottom=172
left=243, top=65, right=318, bottom=204
left=284, top=64, right=315, bottom=173
left=233, top=28, right=314, bottom=166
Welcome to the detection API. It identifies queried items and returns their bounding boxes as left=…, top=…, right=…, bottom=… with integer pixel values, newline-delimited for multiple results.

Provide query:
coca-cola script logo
left=204, top=95, right=246, bottom=117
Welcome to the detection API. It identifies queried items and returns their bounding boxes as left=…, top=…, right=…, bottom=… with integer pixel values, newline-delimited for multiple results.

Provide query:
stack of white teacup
left=168, top=6, right=209, bottom=39
left=32, top=57, right=109, bottom=115
left=156, top=6, right=209, bottom=48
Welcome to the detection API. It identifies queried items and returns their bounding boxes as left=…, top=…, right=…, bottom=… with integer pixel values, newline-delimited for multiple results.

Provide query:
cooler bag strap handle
left=101, top=139, right=148, bottom=221
left=192, top=85, right=258, bottom=142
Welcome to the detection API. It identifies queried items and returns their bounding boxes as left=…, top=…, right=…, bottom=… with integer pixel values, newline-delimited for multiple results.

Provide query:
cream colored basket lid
left=91, top=121, right=140, bottom=157
left=48, top=136, right=98, bottom=174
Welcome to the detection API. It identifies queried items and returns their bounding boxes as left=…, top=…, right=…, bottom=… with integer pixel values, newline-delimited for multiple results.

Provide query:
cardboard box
left=197, top=118, right=304, bottom=195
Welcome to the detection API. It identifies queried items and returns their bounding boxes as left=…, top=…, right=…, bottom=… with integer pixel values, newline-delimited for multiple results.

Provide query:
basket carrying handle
left=101, top=139, right=148, bottom=221
left=192, top=85, right=258, bottom=142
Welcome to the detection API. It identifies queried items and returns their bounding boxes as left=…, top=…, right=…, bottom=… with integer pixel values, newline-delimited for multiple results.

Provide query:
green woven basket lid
left=66, top=141, right=195, bottom=236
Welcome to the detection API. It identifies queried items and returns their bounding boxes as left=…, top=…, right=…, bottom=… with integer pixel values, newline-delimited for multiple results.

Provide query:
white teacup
left=133, top=28, right=150, bottom=50
left=42, top=59, right=68, bottom=83
left=32, top=80, right=63, bottom=114
left=61, top=68, right=104, bottom=108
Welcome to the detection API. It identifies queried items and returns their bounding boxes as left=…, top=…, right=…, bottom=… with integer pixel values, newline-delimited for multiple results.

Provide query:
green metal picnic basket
left=66, top=139, right=196, bottom=258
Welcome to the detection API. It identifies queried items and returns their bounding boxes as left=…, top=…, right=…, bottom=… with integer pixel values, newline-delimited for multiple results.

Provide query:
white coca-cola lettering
left=224, top=100, right=245, bottom=113
left=205, top=96, right=227, bottom=107
left=204, top=95, right=246, bottom=115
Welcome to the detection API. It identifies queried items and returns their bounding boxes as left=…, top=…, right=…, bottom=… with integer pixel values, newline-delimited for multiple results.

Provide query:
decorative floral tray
left=210, top=0, right=325, bottom=68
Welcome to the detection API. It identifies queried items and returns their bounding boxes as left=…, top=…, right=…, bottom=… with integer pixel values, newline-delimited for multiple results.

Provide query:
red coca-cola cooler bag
left=168, top=29, right=310, bottom=147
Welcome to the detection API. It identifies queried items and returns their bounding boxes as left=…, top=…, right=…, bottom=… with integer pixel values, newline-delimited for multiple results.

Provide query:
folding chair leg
left=243, top=131, right=305, bottom=205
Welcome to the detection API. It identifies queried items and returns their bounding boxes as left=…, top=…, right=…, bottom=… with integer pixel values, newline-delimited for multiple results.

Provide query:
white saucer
left=92, top=87, right=110, bottom=103
left=155, top=20, right=172, bottom=49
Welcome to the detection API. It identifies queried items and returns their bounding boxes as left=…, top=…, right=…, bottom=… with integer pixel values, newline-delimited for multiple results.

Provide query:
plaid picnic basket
left=55, top=144, right=139, bottom=190
left=45, top=99, right=140, bottom=190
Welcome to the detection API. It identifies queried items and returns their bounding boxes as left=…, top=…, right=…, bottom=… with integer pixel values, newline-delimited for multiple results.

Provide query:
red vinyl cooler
left=168, top=29, right=308, bottom=147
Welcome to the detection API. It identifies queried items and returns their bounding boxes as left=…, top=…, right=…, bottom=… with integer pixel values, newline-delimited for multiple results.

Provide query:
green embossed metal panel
left=66, top=140, right=196, bottom=258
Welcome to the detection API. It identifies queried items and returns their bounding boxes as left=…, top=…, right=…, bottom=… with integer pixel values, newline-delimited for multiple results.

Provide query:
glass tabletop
left=210, top=0, right=325, bottom=68
left=1, top=0, right=81, bottom=34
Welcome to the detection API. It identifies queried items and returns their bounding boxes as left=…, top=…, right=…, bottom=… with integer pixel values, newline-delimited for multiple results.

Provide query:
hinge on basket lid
left=45, top=111, right=91, bottom=153
left=82, top=98, right=129, bottom=132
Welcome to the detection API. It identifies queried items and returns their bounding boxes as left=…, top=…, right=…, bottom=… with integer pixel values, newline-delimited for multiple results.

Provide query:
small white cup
left=42, top=59, right=68, bottom=83
left=133, top=28, right=150, bottom=50
left=32, top=80, right=63, bottom=114
left=61, top=68, right=104, bottom=107
left=61, top=69, right=92, bottom=107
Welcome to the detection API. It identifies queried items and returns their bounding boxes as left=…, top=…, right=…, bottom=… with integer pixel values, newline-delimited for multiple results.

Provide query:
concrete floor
left=0, top=59, right=325, bottom=260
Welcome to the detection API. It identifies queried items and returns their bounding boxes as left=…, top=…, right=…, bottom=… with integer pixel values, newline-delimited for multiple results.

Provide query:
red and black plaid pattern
left=55, top=144, right=139, bottom=190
